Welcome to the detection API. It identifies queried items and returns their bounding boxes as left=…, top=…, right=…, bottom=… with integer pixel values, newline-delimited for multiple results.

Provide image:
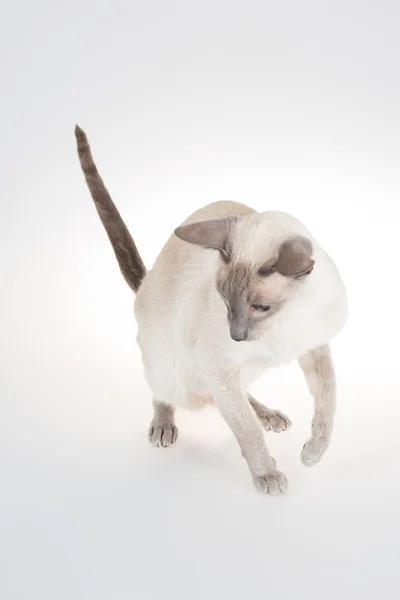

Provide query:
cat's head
left=174, top=213, right=315, bottom=342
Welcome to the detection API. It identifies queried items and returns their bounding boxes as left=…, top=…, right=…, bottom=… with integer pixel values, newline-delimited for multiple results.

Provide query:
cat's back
left=135, top=201, right=255, bottom=311
left=181, top=200, right=256, bottom=224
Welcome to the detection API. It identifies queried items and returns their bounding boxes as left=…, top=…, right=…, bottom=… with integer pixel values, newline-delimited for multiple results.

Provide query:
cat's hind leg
left=148, top=400, right=178, bottom=448
left=248, top=394, right=292, bottom=433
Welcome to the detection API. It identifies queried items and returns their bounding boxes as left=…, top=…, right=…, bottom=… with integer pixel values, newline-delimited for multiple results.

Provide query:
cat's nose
left=230, top=326, right=248, bottom=342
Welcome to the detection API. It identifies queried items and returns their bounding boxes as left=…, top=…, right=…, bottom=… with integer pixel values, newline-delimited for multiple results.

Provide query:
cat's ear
left=174, top=217, right=236, bottom=261
left=274, top=236, right=314, bottom=277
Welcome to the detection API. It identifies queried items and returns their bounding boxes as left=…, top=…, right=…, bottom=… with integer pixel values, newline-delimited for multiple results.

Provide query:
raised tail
left=75, top=125, right=146, bottom=293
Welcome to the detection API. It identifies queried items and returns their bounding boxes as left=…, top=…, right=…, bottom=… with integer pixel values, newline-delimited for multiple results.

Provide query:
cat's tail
left=75, top=125, right=146, bottom=293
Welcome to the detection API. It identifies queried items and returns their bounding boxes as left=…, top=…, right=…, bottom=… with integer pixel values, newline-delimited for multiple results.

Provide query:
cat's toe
left=301, top=434, right=328, bottom=467
left=260, top=410, right=292, bottom=433
left=253, top=470, right=288, bottom=495
left=148, top=423, right=178, bottom=448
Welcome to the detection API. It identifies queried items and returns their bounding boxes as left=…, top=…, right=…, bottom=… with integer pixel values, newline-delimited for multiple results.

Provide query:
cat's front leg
left=209, top=370, right=288, bottom=495
left=298, top=344, right=336, bottom=466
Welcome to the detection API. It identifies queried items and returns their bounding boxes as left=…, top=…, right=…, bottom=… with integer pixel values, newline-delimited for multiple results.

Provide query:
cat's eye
left=251, top=303, right=271, bottom=312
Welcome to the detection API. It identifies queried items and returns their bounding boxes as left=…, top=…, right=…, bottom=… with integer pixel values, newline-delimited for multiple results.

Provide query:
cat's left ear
left=274, top=236, right=315, bottom=277
left=174, top=217, right=236, bottom=261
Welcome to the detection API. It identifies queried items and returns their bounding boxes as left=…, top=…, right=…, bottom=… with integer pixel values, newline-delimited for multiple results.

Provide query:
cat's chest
left=230, top=312, right=318, bottom=378
left=234, top=336, right=296, bottom=373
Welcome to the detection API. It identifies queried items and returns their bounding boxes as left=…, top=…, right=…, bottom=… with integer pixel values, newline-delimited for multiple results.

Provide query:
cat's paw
left=148, top=423, right=178, bottom=448
left=258, top=409, right=292, bottom=433
left=253, top=470, right=288, bottom=495
left=301, top=428, right=329, bottom=467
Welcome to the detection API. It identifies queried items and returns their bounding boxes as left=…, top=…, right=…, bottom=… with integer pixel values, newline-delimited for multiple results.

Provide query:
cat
left=75, top=125, right=347, bottom=495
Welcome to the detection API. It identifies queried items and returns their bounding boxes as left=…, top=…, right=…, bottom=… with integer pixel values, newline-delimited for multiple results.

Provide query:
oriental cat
left=75, top=126, right=347, bottom=495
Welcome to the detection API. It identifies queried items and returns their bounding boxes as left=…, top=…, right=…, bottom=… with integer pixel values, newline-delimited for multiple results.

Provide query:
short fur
left=75, top=126, right=348, bottom=495
left=75, top=125, right=146, bottom=292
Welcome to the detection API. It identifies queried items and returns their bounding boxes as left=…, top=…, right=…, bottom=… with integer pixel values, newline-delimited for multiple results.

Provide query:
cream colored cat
left=75, top=126, right=347, bottom=495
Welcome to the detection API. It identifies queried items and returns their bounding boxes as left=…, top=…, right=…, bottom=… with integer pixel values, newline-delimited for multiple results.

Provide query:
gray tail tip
left=74, top=124, right=87, bottom=144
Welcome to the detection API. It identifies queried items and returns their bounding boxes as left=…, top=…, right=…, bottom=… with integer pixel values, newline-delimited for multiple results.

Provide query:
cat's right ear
left=174, top=217, right=236, bottom=261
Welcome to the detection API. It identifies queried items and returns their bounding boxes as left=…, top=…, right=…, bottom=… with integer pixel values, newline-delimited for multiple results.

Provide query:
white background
left=2, top=1, right=400, bottom=598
